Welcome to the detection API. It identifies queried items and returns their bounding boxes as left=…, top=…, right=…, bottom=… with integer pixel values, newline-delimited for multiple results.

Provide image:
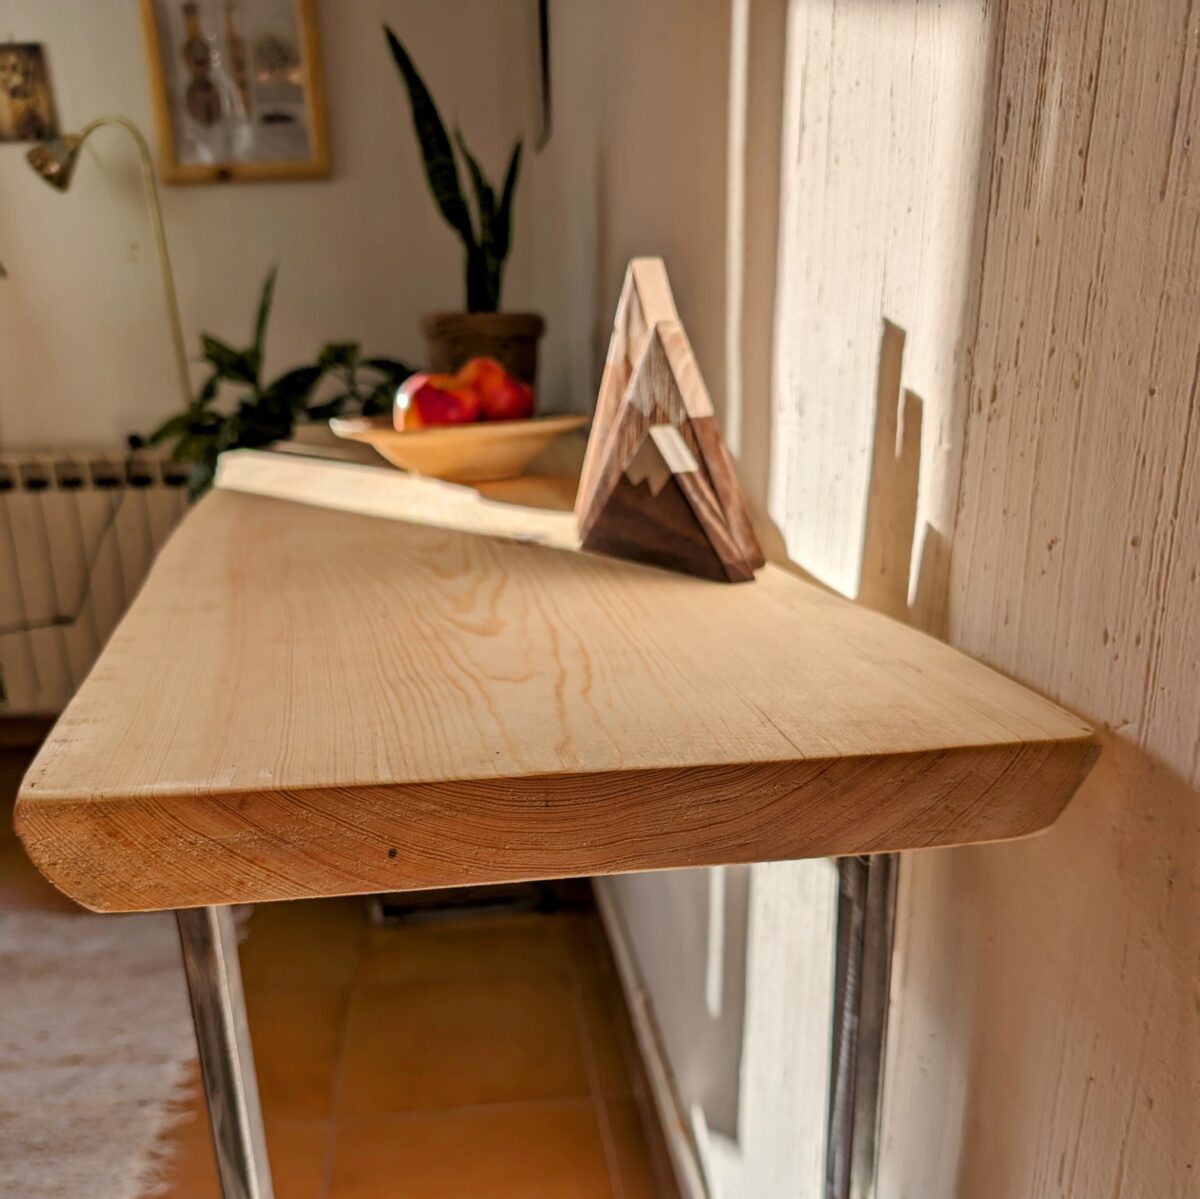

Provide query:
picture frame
left=140, top=0, right=329, bottom=184
left=0, top=43, right=59, bottom=144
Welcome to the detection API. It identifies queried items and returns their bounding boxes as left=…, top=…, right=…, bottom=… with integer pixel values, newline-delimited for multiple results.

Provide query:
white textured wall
left=603, top=0, right=1198, bottom=1196
left=880, top=0, right=1200, bottom=1193
left=0, top=0, right=594, bottom=449
left=758, top=0, right=1200, bottom=1194
left=770, top=0, right=993, bottom=610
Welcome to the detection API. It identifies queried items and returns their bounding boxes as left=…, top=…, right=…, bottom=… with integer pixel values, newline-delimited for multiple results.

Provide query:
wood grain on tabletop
left=15, top=458, right=1096, bottom=912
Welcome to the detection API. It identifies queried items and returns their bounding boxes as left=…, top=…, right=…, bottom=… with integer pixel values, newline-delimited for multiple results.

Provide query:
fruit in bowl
left=395, top=357, right=534, bottom=430
left=332, top=354, right=584, bottom=483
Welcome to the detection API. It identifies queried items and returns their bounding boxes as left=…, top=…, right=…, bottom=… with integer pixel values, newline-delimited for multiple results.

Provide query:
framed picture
left=0, top=43, right=58, bottom=143
left=140, top=0, right=329, bottom=183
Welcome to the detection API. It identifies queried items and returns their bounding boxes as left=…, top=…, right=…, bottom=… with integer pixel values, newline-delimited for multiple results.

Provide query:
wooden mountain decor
left=575, top=258, right=765, bottom=582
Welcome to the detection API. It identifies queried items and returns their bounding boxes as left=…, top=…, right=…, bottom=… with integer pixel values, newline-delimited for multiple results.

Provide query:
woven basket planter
left=420, top=312, right=546, bottom=386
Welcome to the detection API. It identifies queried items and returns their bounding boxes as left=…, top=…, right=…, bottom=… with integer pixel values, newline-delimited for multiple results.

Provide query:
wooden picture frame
left=0, top=43, right=59, bottom=143
left=140, top=0, right=329, bottom=184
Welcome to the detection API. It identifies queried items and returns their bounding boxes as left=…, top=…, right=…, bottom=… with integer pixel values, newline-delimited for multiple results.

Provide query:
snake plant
left=384, top=25, right=522, bottom=313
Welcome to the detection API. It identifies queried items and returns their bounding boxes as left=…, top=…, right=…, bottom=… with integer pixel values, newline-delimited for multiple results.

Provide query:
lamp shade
left=26, top=135, right=85, bottom=191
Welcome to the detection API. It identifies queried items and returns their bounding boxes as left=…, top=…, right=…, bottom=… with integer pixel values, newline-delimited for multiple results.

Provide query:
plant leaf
left=454, top=127, right=495, bottom=248
left=319, top=341, right=359, bottom=370
left=191, top=371, right=221, bottom=411
left=493, top=140, right=522, bottom=265
left=187, top=462, right=215, bottom=500
left=307, top=394, right=350, bottom=421
left=384, top=26, right=476, bottom=248
left=146, top=412, right=191, bottom=446
left=260, top=365, right=325, bottom=413
left=465, top=246, right=495, bottom=313
left=253, top=266, right=278, bottom=367
left=202, top=335, right=257, bottom=383
left=360, top=382, right=397, bottom=417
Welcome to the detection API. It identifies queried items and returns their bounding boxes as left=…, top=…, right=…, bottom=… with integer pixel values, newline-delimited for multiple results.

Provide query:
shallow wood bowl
left=330, top=414, right=588, bottom=483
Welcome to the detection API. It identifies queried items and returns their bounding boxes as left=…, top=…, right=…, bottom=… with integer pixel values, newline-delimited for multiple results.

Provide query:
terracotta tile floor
left=1, top=745, right=675, bottom=1198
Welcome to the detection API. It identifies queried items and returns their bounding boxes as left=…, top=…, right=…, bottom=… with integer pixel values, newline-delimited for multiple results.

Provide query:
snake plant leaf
left=493, top=140, right=522, bottom=264
left=454, top=128, right=504, bottom=309
left=384, top=26, right=476, bottom=248
left=252, top=265, right=278, bottom=370
left=465, top=245, right=497, bottom=313
left=454, top=127, right=496, bottom=245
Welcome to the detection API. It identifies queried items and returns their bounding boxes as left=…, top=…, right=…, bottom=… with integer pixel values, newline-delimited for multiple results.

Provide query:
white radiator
left=0, top=450, right=189, bottom=714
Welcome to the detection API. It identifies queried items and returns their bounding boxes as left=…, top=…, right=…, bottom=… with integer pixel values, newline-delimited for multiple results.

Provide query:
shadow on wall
left=693, top=312, right=949, bottom=1149
left=753, top=319, right=950, bottom=629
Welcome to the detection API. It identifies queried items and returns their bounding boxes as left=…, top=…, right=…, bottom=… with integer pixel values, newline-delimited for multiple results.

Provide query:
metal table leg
left=825, top=854, right=898, bottom=1199
left=176, top=906, right=275, bottom=1199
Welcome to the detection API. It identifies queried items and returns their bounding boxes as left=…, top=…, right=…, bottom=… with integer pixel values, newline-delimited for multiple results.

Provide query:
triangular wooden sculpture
left=576, top=258, right=765, bottom=582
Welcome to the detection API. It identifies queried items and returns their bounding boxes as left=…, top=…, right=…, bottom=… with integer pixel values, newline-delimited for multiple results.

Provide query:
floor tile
left=157, top=1103, right=219, bottom=1199
left=149, top=899, right=667, bottom=1197
left=240, top=897, right=367, bottom=991
left=159, top=1089, right=330, bottom=1199
left=358, top=911, right=576, bottom=987
left=576, top=966, right=636, bottom=1097
left=328, top=1102, right=613, bottom=1199
left=244, top=984, right=349, bottom=1120
left=340, top=975, right=591, bottom=1115
left=606, top=1098, right=671, bottom=1199
left=562, top=911, right=612, bottom=969
left=264, top=1117, right=334, bottom=1199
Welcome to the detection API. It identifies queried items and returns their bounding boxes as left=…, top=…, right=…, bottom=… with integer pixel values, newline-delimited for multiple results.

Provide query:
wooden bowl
left=330, top=414, right=588, bottom=483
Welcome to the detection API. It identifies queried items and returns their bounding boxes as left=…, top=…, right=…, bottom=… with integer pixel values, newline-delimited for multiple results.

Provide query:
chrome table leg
left=825, top=853, right=898, bottom=1199
left=176, top=906, right=274, bottom=1199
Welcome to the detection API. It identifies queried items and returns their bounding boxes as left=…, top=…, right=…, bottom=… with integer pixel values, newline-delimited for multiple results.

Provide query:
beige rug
left=0, top=909, right=197, bottom=1199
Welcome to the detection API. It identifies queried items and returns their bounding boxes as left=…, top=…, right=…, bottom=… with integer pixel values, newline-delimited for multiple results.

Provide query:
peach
left=457, top=356, right=534, bottom=421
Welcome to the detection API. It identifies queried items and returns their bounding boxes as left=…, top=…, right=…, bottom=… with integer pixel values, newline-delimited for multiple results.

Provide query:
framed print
left=140, top=0, right=329, bottom=183
left=0, top=43, right=58, bottom=143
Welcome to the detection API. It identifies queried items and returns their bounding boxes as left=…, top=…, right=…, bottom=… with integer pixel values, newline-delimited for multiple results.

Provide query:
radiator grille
left=0, top=451, right=189, bottom=714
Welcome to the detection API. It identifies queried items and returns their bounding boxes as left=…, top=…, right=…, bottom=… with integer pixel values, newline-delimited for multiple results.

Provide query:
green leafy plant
left=146, top=268, right=414, bottom=496
left=308, top=342, right=413, bottom=420
left=384, top=25, right=522, bottom=313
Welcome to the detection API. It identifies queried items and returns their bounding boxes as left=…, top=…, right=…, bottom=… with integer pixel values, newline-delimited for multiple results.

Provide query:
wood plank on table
left=15, top=457, right=1096, bottom=912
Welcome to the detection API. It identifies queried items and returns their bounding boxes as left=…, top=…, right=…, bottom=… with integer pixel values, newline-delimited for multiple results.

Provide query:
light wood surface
left=16, top=456, right=1096, bottom=912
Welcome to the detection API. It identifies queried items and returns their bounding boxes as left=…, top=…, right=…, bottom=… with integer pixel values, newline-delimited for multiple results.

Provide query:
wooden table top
left=16, top=452, right=1096, bottom=912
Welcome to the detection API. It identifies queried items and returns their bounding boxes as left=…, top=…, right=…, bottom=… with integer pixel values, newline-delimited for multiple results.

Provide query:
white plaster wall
left=601, top=1, right=1199, bottom=1196
left=770, top=0, right=993, bottom=610
left=880, top=0, right=1200, bottom=1193
left=0, top=0, right=595, bottom=449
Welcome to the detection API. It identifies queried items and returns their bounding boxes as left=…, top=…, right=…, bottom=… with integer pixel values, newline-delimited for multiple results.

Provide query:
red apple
left=479, top=374, right=534, bottom=421
left=394, top=372, right=481, bottom=430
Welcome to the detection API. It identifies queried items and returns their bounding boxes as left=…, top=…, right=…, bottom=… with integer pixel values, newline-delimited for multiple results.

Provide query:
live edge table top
left=16, top=452, right=1097, bottom=913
